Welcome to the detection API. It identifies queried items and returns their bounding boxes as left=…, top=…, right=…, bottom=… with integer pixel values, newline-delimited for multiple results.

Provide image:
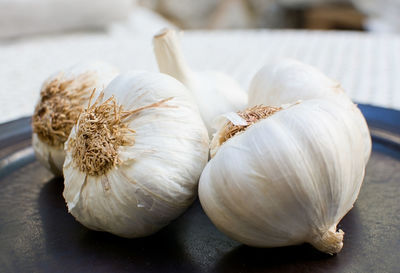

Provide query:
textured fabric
left=1, top=29, right=399, bottom=123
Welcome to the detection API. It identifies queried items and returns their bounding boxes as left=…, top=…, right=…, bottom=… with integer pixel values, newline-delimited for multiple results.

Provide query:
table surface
left=0, top=104, right=399, bottom=273
left=1, top=29, right=400, bottom=123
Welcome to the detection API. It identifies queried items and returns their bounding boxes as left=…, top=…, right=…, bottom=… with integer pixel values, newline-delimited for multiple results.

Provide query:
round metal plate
left=0, top=104, right=399, bottom=273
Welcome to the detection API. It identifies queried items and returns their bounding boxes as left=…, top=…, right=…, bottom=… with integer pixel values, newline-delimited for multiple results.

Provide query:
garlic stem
left=153, top=28, right=194, bottom=87
left=310, top=228, right=344, bottom=255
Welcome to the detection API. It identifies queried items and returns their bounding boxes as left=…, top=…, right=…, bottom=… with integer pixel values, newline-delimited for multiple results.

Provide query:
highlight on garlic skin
left=153, top=28, right=247, bottom=136
left=199, top=60, right=371, bottom=255
left=32, top=62, right=118, bottom=176
left=248, top=58, right=350, bottom=107
left=63, top=71, right=209, bottom=238
left=247, top=58, right=371, bottom=162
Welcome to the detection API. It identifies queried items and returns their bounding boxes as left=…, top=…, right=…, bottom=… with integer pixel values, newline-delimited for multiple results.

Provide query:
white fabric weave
left=0, top=29, right=399, bottom=123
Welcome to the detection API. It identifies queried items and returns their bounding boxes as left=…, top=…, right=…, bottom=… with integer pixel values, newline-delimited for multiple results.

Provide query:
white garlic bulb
left=247, top=58, right=371, bottom=163
left=153, top=28, right=247, bottom=136
left=248, top=58, right=350, bottom=107
left=32, top=62, right=118, bottom=176
left=63, top=71, right=209, bottom=238
left=199, top=60, right=371, bottom=254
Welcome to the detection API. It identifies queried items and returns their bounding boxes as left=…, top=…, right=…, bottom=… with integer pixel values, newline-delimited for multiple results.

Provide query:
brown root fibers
left=70, top=92, right=174, bottom=176
left=219, top=105, right=282, bottom=145
left=32, top=72, right=96, bottom=147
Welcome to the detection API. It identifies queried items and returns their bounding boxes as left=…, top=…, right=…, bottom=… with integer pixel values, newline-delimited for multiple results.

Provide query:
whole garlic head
left=200, top=60, right=371, bottom=255
left=63, top=71, right=209, bottom=238
left=153, top=28, right=247, bottom=136
left=32, top=62, right=118, bottom=176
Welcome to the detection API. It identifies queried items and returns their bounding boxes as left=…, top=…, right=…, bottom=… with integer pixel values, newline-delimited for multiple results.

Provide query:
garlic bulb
left=32, top=62, right=118, bottom=176
left=247, top=58, right=371, bottom=163
left=248, top=58, right=350, bottom=107
left=63, top=71, right=209, bottom=238
left=153, top=28, right=247, bottom=136
left=200, top=60, right=371, bottom=254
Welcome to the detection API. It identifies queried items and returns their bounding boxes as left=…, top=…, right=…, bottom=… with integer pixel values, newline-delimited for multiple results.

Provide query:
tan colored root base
left=219, top=105, right=282, bottom=145
left=71, top=93, right=174, bottom=176
left=32, top=72, right=96, bottom=146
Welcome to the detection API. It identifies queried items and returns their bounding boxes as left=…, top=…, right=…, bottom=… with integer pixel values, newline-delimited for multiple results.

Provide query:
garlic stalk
left=32, top=62, right=118, bottom=176
left=63, top=71, right=209, bottom=238
left=199, top=60, right=371, bottom=254
left=153, top=28, right=247, bottom=136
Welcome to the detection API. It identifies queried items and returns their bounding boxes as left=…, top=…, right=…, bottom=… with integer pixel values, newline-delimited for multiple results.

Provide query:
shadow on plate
left=37, top=175, right=363, bottom=273
left=38, top=177, right=201, bottom=273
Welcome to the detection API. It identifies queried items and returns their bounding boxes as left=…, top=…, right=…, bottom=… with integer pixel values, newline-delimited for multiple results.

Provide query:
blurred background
left=1, top=0, right=400, bottom=40
left=139, top=0, right=400, bottom=32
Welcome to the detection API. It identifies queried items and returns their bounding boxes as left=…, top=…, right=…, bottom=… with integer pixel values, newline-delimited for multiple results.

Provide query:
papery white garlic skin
left=248, top=58, right=349, bottom=107
left=32, top=62, right=118, bottom=176
left=153, top=28, right=247, bottom=136
left=199, top=99, right=371, bottom=254
left=63, top=71, right=209, bottom=238
left=248, top=58, right=371, bottom=164
left=32, top=133, right=65, bottom=176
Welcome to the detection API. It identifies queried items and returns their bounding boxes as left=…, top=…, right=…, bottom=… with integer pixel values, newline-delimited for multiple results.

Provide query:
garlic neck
left=310, top=228, right=344, bottom=255
left=153, top=28, right=194, bottom=87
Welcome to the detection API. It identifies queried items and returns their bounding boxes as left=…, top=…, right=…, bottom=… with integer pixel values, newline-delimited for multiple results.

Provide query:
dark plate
left=0, top=104, right=399, bottom=273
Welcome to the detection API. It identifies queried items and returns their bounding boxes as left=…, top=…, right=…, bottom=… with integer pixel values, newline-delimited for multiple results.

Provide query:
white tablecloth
left=1, top=29, right=399, bottom=123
